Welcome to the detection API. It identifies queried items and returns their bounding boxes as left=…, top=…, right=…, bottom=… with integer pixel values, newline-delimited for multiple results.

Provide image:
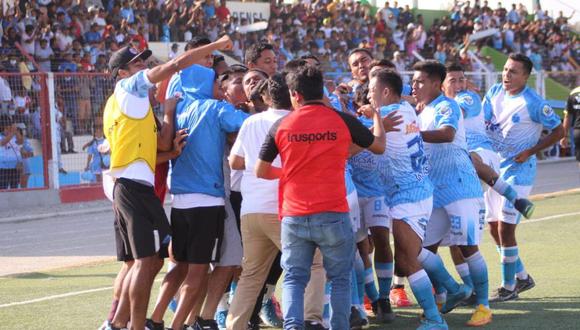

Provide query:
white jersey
left=419, top=94, right=482, bottom=208
left=483, top=83, right=561, bottom=185
left=381, top=101, right=432, bottom=206
left=456, top=90, right=493, bottom=152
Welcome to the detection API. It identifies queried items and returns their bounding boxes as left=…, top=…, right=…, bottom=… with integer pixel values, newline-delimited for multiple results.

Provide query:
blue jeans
left=281, top=212, right=355, bottom=330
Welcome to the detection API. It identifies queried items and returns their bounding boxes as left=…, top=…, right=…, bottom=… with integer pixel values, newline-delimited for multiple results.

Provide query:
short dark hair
left=348, top=48, right=373, bottom=60
left=245, top=42, right=274, bottom=64
left=445, top=63, right=464, bottom=73
left=185, top=36, right=211, bottom=50
left=282, top=59, right=308, bottom=77
left=412, top=60, right=447, bottom=83
left=285, top=65, right=324, bottom=101
left=244, top=68, right=269, bottom=80
left=258, top=74, right=292, bottom=109
left=354, top=82, right=370, bottom=107
left=508, top=53, right=533, bottom=75
left=371, top=69, right=403, bottom=97
left=370, top=59, right=396, bottom=70
left=218, top=65, right=249, bottom=86
left=299, top=54, right=320, bottom=65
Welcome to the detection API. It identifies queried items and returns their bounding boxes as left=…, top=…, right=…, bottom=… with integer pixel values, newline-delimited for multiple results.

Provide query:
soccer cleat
left=489, top=287, right=518, bottom=302
left=441, top=284, right=472, bottom=314
left=98, top=320, right=110, bottom=330
left=363, top=296, right=373, bottom=314
left=104, top=325, right=127, bottom=330
left=145, top=318, right=165, bottom=330
left=515, top=274, right=536, bottom=294
left=466, top=304, right=492, bottom=327
left=305, top=320, right=328, bottom=330
left=260, top=296, right=283, bottom=328
left=215, top=310, right=227, bottom=329
left=349, top=306, right=366, bottom=330
left=192, top=317, right=219, bottom=330
left=390, top=287, right=413, bottom=307
left=371, top=298, right=396, bottom=323
left=514, top=198, right=535, bottom=219
left=416, top=317, right=448, bottom=330
left=459, top=292, right=478, bottom=307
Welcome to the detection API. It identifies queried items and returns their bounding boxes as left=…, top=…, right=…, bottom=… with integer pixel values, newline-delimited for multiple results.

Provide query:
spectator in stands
left=0, top=74, right=13, bottom=115
left=0, top=114, right=20, bottom=189
left=35, top=38, right=54, bottom=72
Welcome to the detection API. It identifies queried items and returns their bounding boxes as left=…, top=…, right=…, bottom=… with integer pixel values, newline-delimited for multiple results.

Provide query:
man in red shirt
left=216, top=0, right=231, bottom=23
left=256, top=66, right=385, bottom=329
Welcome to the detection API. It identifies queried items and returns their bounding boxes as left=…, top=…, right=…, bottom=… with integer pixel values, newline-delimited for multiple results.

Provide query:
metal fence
left=0, top=69, right=576, bottom=192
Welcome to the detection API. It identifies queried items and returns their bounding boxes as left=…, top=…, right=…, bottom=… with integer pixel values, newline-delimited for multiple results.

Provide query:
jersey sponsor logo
left=350, top=151, right=377, bottom=171
left=542, top=105, right=554, bottom=117
left=287, top=130, right=337, bottom=144
left=405, top=121, right=421, bottom=134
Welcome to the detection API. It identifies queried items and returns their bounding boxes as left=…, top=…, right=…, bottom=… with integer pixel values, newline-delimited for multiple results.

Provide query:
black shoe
left=374, top=298, right=395, bottom=323
left=192, top=317, right=219, bottom=330
left=146, top=319, right=165, bottom=330
left=246, top=321, right=260, bottom=330
left=349, top=306, right=366, bottom=330
left=490, top=287, right=518, bottom=302
left=305, top=320, right=328, bottom=330
left=459, top=292, right=478, bottom=307
left=516, top=274, right=536, bottom=294
left=68, top=149, right=77, bottom=154
left=514, top=198, right=535, bottom=219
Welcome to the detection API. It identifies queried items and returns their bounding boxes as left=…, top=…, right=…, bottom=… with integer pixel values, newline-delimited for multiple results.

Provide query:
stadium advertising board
left=227, top=1, right=271, bottom=24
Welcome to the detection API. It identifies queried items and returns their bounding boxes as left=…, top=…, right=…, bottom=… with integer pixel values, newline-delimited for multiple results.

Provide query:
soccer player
left=413, top=60, right=492, bottom=327
left=255, top=65, right=386, bottom=330
left=441, top=63, right=536, bottom=303
left=560, top=86, right=580, bottom=163
left=484, top=54, right=564, bottom=302
left=365, top=68, right=445, bottom=330
left=103, top=36, right=233, bottom=330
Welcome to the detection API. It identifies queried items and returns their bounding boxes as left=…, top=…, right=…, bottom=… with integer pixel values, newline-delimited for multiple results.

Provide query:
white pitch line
left=0, top=278, right=163, bottom=309
left=1, top=211, right=579, bottom=309
left=0, top=286, right=112, bottom=308
left=520, top=211, right=580, bottom=224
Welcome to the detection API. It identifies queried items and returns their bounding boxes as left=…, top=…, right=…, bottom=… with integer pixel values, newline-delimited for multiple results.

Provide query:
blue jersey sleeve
left=482, top=83, right=502, bottom=121
left=433, top=100, right=460, bottom=130
left=457, top=91, right=482, bottom=119
left=119, top=69, right=153, bottom=98
left=530, top=101, right=561, bottom=130
left=166, top=73, right=182, bottom=99
left=218, top=102, right=249, bottom=133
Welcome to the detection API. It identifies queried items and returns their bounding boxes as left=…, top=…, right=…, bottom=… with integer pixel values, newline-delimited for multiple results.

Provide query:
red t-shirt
left=259, top=103, right=373, bottom=217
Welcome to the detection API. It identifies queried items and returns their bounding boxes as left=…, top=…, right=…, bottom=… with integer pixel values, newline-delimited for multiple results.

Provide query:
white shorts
left=214, top=197, right=242, bottom=267
left=347, top=189, right=361, bottom=233
left=423, top=198, right=485, bottom=247
left=359, top=196, right=391, bottom=229
left=389, top=197, right=433, bottom=241
left=472, top=148, right=500, bottom=173
left=486, top=185, right=533, bottom=225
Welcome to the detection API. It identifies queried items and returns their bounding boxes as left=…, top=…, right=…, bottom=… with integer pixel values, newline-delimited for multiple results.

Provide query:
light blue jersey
left=455, top=90, right=493, bottom=152
left=419, top=94, right=482, bottom=208
left=345, top=163, right=356, bottom=195
left=483, top=84, right=561, bottom=185
left=349, top=107, right=389, bottom=198
left=381, top=101, right=433, bottom=206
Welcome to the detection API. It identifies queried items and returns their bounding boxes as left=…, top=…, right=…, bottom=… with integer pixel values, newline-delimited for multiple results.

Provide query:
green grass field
left=2, top=193, right=580, bottom=329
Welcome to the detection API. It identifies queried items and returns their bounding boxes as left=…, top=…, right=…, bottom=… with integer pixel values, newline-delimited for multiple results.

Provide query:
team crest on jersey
left=438, top=105, right=451, bottom=117
left=462, top=95, right=474, bottom=105
left=405, top=121, right=421, bottom=134
left=542, top=105, right=554, bottom=117
left=511, top=114, right=520, bottom=123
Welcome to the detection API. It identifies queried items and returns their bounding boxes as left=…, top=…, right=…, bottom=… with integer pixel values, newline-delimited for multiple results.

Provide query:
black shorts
left=171, top=206, right=225, bottom=264
left=113, top=178, right=171, bottom=260
left=573, top=129, right=580, bottom=161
